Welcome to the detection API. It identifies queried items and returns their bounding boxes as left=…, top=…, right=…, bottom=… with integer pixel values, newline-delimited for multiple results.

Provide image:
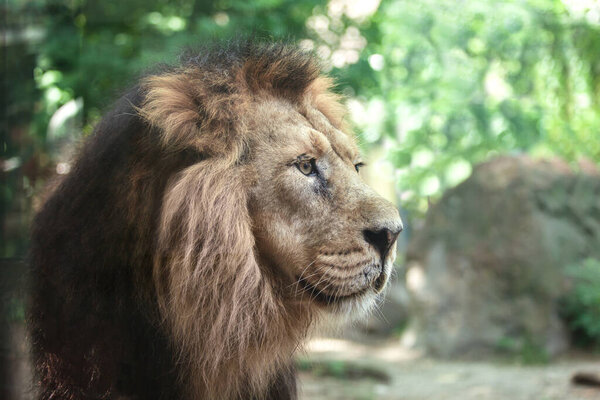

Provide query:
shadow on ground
left=298, top=334, right=600, bottom=400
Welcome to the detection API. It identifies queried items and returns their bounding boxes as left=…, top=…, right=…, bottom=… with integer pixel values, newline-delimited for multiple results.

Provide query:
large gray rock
left=405, top=156, right=600, bottom=358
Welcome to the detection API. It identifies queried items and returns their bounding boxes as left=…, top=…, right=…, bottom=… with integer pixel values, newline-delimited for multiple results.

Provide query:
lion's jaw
left=247, top=97, right=403, bottom=318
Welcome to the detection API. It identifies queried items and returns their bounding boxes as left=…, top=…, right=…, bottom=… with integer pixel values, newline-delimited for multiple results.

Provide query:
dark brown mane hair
left=29, top=40, right=343, bottom=399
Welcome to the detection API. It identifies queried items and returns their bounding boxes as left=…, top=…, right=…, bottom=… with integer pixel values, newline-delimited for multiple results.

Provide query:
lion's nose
left=363, top=226, right=402, bottom=259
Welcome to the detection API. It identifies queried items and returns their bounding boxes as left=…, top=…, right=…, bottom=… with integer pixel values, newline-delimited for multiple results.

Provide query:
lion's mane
left=29, top=41, right=345, bottom=399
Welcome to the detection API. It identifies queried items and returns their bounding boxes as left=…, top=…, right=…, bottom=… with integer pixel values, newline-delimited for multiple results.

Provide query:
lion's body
left=29, top=41, right=401, bottom=399
left=30, top=91, right=187, bottom=399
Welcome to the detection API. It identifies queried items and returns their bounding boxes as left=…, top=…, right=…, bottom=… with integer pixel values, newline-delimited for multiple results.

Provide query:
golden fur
left=137, top=43, right=402, bottom=399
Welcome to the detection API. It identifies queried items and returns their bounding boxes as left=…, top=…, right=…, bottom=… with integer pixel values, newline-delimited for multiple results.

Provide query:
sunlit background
left=3, top=0, right=600, bottom=399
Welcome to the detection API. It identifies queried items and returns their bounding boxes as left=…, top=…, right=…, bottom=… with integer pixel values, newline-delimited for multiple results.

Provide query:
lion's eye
left=354, top=162, right=365, bottom=173
left=296, top=159, right=316, bottom=176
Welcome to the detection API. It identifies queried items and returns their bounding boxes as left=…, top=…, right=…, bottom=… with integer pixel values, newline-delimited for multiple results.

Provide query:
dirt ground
left=298, top=336, right=600, bottom=400
left=6, top=323, right=600, bottom=399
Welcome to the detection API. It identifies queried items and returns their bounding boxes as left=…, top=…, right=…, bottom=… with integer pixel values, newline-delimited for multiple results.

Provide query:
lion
left=28, top=41, right=402, bottom=400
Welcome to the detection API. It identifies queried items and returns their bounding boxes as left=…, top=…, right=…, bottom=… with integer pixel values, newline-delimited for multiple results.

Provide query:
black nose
left=363, top=227, right=401, bottom=259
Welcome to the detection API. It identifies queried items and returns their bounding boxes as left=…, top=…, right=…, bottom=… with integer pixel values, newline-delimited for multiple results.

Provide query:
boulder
left=404, top=155, right=600, bottom=358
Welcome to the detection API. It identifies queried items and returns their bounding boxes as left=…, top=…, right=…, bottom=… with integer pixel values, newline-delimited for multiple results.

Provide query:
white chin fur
left=320, top=290, right=379, bottom=324
left=332, top=260, right=393, bottom=318
left=316, top=259, right=393, bottom=323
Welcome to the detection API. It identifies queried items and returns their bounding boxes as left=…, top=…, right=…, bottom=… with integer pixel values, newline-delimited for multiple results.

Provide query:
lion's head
left=138, top=41, right=402, bottom=398
left=247, top=95, right=402, bottom=315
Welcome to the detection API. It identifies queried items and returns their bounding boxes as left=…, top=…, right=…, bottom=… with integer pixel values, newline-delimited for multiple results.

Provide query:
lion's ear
left=138, top=73, right=202, bottom=149
left=138, top=71, right=240, bottom=152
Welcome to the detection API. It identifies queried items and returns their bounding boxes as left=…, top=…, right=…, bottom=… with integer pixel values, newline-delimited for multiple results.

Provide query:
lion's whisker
left=290, top=259, right=318, bottom=296
left=296, top=259, right=317, bottom=281
left=306, top=266, right=331, bottom=301
left=297, top=271, right=324, bottom=301
left=373, top=297, right=387, bottom=322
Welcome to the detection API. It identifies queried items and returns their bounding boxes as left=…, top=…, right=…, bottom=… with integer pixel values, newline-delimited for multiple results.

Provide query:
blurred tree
left=316, top=0, right=600, bottom=212
left=3, top=0, right=600, bottom=257
left=33, top=0, right=321, bottom=134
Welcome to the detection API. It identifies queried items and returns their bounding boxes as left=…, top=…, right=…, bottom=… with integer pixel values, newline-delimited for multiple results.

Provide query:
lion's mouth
left=373, top=270, right=387, bottom=292
left=296, top=276, right=366, bottom=305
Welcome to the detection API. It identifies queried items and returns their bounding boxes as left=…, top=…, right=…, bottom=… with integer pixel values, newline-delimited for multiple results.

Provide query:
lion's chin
left=296, top=265, right=389, bottom=307
left=297, top=279, right=382, bottom=320
left=296, top=277, right=368, bottom=305
left=318, top=291, right=380, bottom=323
left=294, top=261, right=392, bottom=320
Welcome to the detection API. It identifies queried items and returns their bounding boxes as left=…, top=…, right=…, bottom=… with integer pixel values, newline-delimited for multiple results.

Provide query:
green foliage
left=6, top=296, right=25, bottom=323
left=4, top=0, right=600, bottom=256
left=561, top=258, right=600, bottom=348
left=392, top=320, right=408, bottom=337
left=495, top=335, right=550, bottom=365
left=330, top=0, right=600, bottom=212
left=31, top=0, right=320, bottom=135
left=296, top=358, right=389, bottom=382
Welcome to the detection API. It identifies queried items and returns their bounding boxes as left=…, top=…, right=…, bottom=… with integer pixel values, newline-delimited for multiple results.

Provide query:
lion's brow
left=300, top=114, right=351, bottom=163
left=307, top=129, right=330, bottom=156
left=300, top=105, right=358, bottom=165
left=327, top=132, right=359, bottom=165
